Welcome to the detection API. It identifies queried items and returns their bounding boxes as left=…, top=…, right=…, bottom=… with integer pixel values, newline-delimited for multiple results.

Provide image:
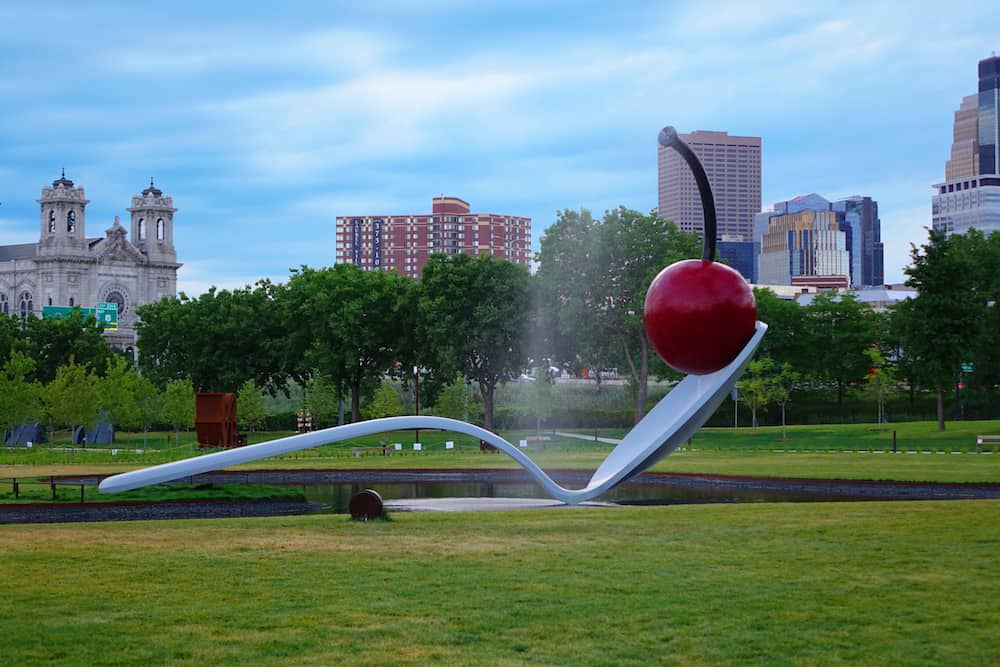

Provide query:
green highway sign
left=42, top=302, right=118, bottom=331
left=961, top=362, right=974, bottom=373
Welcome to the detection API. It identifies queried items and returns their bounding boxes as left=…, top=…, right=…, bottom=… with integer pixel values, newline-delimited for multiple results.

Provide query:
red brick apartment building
left=335, top=196, right=532, bottom=279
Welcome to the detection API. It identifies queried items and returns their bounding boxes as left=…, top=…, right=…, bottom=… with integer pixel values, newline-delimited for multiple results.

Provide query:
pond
left=300, top=479, right=861, bottom=514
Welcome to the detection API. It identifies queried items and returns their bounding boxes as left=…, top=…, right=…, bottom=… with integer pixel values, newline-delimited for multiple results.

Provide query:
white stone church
left=0, top=171, right=181, bottom=352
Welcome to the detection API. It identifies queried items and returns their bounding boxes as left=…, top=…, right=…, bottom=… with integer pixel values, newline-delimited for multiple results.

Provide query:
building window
left=19, top=291, right=32, bottom=318
left=67, top=210, right=76, bottom=233
left=48, top=211, right=56, bottom=233
left=156, top=218, right=165, bottom=240
left=105, top=289, right=127, bottom=315
left=48, top=297, right=53, bottom=306
left=69, top=297, right=74, bottom=307
left=138, top=218, right=146, bottom=241
left=0, top=294, right=6, bottom=314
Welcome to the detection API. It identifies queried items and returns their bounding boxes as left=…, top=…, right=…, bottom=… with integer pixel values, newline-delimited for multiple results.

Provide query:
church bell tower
left=37, top=169, right=89, bottom=256
left=128, top=178, right=177, bottom=263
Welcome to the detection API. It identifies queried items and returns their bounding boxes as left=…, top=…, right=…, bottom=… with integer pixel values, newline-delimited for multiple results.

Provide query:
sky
left=1, top=0, right=997, bottom=296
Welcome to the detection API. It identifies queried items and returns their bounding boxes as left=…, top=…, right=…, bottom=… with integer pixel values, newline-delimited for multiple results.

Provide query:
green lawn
left=1, top=500, right=997, bottom=665
left=4, top=420, right=1000, bottom=485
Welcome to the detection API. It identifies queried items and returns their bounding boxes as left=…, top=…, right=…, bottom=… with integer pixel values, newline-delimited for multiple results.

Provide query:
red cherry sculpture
left=644, top=259, right=756, bottom=375
left=646, top=126, right=757, bottom=375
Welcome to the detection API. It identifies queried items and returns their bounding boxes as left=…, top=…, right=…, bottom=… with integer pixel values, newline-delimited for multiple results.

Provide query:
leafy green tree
left=430, top=373, right=482, bottom=424
left=363, top=380, right=403, bottom=420
left=753, top=287, right=808, bottom=366
left=892, top=229, right=995, bottom=429
left=739, top=357, right=780, bottom=431
left=0, top=351, right=44, bottom=439
left=237, top=378, right=268, bottom=433
left=593, top=207, right=700, bottom=423
left=535, top=209, right=614, bottom=389
left=130, top=373, right=161, bottom=447
left=770, top=362, right=799, bottom=440
left=98, top=356, right=139, bottom=435
left=284, top=264, right=412, bottom=422
left=161, top=377, right=195, bottom=447
left=136, top=280, right=293, bottom=393
left=20, top=310, right=112, bottom=383
left=537, top=207, right=701, bottom=422
left=419, top=253, right=531, bottom=431
left=533, top=365, right=554, bottom=438
left=44, top=360, right=100, bottom=443
left=864, top=345, right=896, bottom=425
left=801, top=293, right=877, bottom=406
left=303, top=372, right=341, bottom=428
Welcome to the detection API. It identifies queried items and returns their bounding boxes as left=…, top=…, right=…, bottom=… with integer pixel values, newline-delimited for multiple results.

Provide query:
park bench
left=975, top=435, right=1000, bottom=452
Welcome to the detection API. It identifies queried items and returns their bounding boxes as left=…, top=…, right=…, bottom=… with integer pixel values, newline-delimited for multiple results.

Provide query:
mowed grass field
left=1, top=500, right=997, bottom=666
left=4, top=420, right=1000, bottom=485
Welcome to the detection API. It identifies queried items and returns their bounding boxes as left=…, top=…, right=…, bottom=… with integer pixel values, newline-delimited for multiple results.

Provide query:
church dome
left=52, top=168, right=74, bottom=188
left=141, top=177, right=162, bottom=197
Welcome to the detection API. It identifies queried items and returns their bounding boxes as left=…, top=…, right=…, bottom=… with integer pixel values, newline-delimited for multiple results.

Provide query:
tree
left=430, top=373, right=483, bottom=425
left=864, top=346, right=896, bottom=425
left=739, top=357, right=779, bottom=431
left=136, top=281, right=293, bottom=394
left=43, top=360, right=100, bottom=443
left=161, top=377, right=195, bottom=447
left=0, top=351, right=43, bottom=439
left=303, top=372, right=341, bottom=428
left=237, top=378, right=267, bottom=433
left=537, top=207, right=702, bottom=423
left=129, top=373, right=161, bottom=447
left=593, top=208, right=700, bottom=423
left=362, top=380, right=403, bottom=420
left=284, top=264, right=412, bottom=422
left=753, top=287, right=808, bottom=367
left=893, top=229, right=993, bottom=430
left=20, top=310, right=112, bottom=383
left=419, top=253, right=531, bottom=431
left=98, top=356, right=139, bottom=435
left=801, top=293, right=877, bottom=406
left=535, top=209, right=614, bottom=389
left=532, top=365, right=554, bottom=439
left=770, top=362, right=799, bottom=440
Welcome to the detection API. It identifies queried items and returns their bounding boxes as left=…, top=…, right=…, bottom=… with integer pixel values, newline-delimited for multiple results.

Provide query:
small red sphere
left=643, top=259, right=756, bottom=375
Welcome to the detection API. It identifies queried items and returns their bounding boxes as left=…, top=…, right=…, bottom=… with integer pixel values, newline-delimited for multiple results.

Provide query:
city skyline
left=1, top=2, right=998, bottom=296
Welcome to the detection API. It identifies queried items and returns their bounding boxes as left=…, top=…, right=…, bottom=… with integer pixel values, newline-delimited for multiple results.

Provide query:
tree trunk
left=936, top=386, right=945, bottom=431
left=634, top=334, right=649, bottom=425
left=622, top=335, right=648, bottom=425
left=481, top=380, right=495, bottom=432
left=781, top=403, right=787, bottom=440
left=752, top=401, right=758, bottom=431
left=351, top=378, right=361, bottom=423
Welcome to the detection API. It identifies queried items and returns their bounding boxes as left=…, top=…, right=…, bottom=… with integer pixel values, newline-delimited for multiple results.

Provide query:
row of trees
left=137, top=253, right=530, bottom=431
left=4, top=208, right=993, bottom=434
left=132, top=213, right=999, bottom=431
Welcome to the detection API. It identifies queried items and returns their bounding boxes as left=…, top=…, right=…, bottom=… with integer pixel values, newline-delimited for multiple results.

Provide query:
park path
left=553, top=431, right=622, bottom=445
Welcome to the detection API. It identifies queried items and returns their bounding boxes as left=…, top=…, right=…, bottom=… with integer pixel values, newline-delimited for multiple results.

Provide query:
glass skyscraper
left=979, top=56, right=999, bottom=176
left=932, top=55, right=1000, bottom=237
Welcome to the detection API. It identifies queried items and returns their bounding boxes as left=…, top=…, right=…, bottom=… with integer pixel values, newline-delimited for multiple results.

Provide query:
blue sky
left=1, top=1, right=997, bottom=295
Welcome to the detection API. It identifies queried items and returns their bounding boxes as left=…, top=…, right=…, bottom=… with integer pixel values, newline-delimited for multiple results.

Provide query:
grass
left=0, top=481, right=306, bottom=505
left=3, top=420, right=1000, bottom=486
left=0, top=500, right=997, bottom=665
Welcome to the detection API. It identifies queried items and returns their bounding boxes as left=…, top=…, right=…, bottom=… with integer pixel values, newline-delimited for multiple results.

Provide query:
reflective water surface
left=301, top=480, right=853, bottom=514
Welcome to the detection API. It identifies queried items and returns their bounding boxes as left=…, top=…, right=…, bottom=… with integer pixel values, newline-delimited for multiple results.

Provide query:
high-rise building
left=832, top=196, right=884, bottom=288
left=932, top=55, right=1000, bottom=237
left=657, top=130, right=761, bottom=242
left=335, top=196, right=532, bottom=279
left=756, top=193, right=882, bottom=288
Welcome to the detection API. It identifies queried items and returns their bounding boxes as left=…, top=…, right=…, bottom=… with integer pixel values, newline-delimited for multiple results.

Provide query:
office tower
left=657, top=130, right=761, bottom=241
left=932, top=55, right=1000, bottom=236
left=335, top=196, right=532, bottom=279
left=756, top=193, right=882, bottom=288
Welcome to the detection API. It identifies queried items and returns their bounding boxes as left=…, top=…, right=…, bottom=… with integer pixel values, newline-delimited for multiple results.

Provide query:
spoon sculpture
left=100, top=127, right=766, bottom=504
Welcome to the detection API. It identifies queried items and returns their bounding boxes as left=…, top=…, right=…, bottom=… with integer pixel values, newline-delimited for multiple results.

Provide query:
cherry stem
left=658, top=126, right=716, bottom=262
